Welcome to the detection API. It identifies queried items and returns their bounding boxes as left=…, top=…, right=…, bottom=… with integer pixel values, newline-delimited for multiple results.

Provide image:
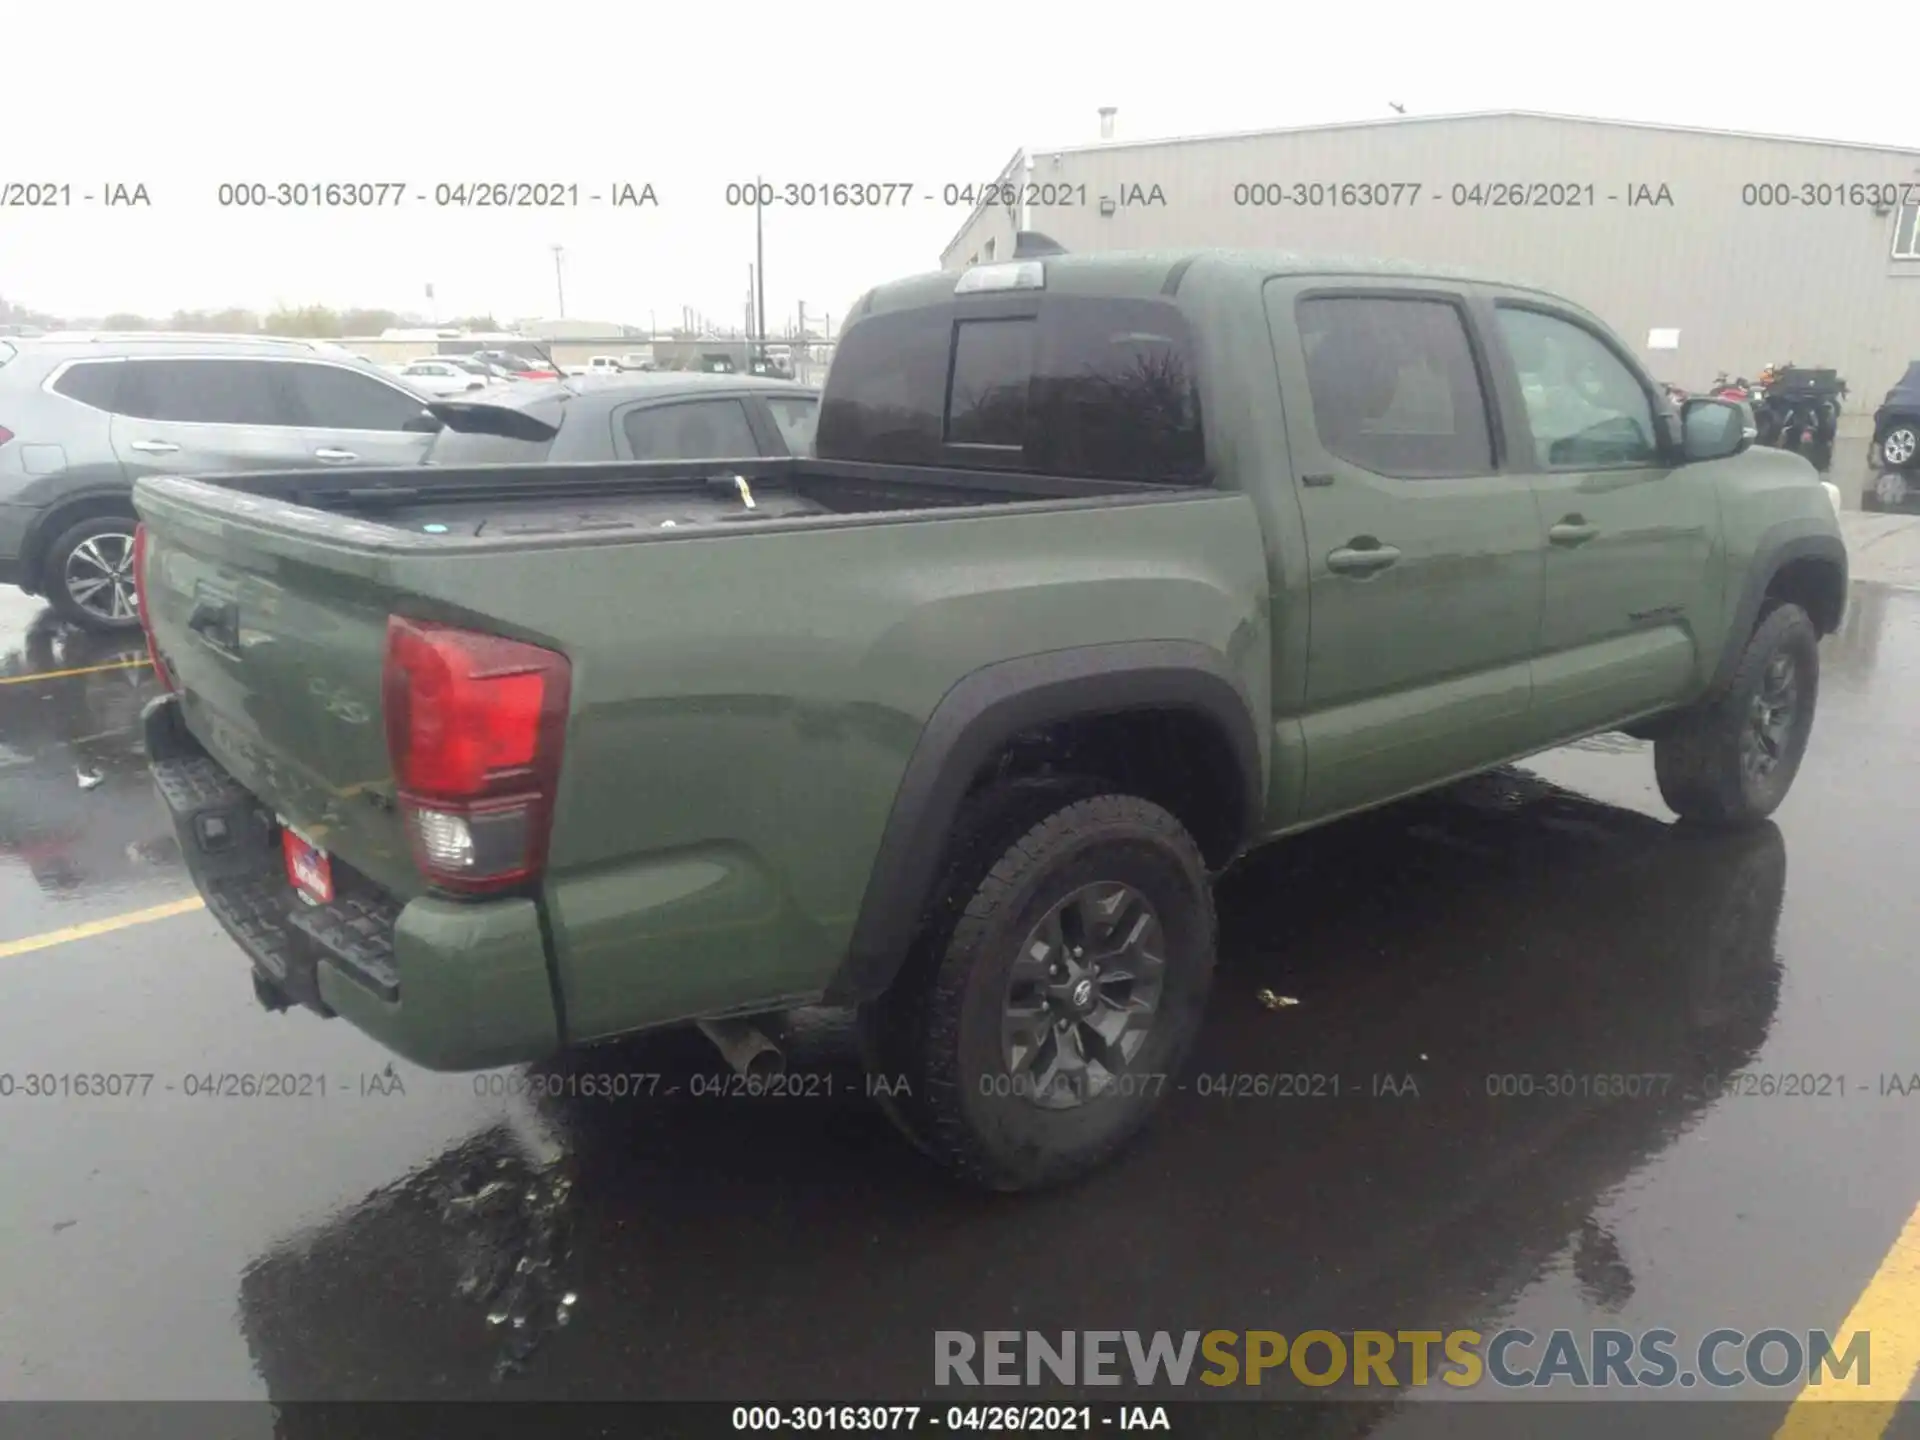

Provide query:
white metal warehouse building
left=940, top=111, right=1920, bottom=429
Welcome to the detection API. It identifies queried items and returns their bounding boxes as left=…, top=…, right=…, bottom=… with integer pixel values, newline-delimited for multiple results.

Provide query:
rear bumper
left=141, top=693, right=562, bottom=1071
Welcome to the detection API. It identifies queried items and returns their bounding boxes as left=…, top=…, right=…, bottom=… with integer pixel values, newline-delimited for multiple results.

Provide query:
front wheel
left=1654, top=604, right=1819, bottom=826
left=45, top=515, right=142, bottom=632
left=862, top=790, right=1216, bottom=1191
left=1873, top=471, right=1912, bottom=509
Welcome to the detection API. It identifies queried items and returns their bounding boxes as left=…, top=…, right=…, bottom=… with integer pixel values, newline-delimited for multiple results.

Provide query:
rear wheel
left=45, top=515, right=142, bottom=632
left=1874, top=471, right=1912, bottom=508
left=862, top=787, right=1215, bottom=1191
left=1654, top=604, right=1819, bottom=826
left=1883, top=423, right=1920, bottom=470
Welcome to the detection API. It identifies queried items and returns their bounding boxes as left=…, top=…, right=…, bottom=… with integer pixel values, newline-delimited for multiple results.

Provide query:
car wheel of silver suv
left=46, top=515, right=143, bottom=632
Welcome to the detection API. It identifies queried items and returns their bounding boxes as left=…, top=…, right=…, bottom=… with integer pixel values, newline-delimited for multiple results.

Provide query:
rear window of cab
left=816, top=294, right=1206, bottom=483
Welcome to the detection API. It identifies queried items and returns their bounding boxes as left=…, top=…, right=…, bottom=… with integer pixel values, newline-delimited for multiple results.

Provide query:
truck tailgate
left=137, top=484, right=420, bottom=899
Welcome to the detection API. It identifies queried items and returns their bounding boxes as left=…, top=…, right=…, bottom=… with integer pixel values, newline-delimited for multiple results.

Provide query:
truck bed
left=132, top=450, right=1266, bottom=1063
left=187, top=456, right=1188, bottom=546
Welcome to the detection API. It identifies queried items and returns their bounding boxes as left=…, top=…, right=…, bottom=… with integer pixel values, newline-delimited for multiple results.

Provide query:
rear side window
left=622, top=398, right=759, bottom=460
left=764, top=395, right=819, bottom=454
left=116, top=359, right=295, bottom=426
left=1295, top=296, right=1495, bottom=478
left=817, top=295, right=1206, bottom=483
left=52, top=361, right=126, bottom=411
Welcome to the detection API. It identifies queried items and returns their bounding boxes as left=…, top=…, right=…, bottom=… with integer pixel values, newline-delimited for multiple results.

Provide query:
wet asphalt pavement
left=2, top=574, right=1920, bottom=1438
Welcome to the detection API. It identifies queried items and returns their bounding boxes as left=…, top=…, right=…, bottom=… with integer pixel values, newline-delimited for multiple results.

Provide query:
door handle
left=1326, top=541, right=1402, bottom=575
left=1549, top=519, right=1599, bottom=546
left=314, top=448, right=360, bottom=463
left=128, top=439, right=179, bottom=454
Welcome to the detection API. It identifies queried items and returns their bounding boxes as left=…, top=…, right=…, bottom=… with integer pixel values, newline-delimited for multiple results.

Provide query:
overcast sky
left=5, top=0, right=1916, bottom=333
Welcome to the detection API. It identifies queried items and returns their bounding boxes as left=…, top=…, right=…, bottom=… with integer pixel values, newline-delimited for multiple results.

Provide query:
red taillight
left=0, top=426, right=14, bottom=446
left=131, top=524, right=176, bottom=693
left=382, top=616, right=570, bottom=895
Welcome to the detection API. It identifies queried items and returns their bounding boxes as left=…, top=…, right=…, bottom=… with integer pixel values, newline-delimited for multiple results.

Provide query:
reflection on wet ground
left=0, top=602, right=183, bottom=929
left=3, top=584, right=1920, bottom=1438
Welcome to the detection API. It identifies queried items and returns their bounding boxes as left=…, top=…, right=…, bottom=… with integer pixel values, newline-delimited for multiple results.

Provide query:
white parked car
left=391, top=358, right=490, bottom=396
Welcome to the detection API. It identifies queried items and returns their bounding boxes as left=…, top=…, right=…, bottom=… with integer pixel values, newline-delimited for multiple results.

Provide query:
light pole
left=550, top=245, right=566, bottom=319
left=754, top=175, right=766, bottom=363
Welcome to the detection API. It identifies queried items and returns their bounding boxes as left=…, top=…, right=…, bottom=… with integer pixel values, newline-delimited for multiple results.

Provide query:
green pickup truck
left=135, top=246, right=1846, bottom=1191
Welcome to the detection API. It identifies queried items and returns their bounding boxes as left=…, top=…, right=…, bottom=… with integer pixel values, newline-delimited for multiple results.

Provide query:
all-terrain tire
left=861, top=786, right=1215, bottom=1192
left=1654, top=603, right=1819, bottom=826
left=44, top=514, right=143, bottom=632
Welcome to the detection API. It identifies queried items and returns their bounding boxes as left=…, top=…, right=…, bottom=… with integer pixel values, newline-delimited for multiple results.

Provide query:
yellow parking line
left=0, top=896, right=205, bottom=960
left=0, top=658, right=151, bottom=686
left=1774, top=1200, right=1920, bottom=1438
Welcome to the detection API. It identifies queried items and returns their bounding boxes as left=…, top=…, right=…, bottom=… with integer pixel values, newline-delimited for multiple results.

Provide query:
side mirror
left=1680, top=397, right=1753, bottom=462
left=403, top=409, right=444, bottom=434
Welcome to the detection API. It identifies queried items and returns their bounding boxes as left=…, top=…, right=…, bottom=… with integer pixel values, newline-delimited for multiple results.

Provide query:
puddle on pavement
left=237, top=1114, right=579, bottom=1393
left=438, top=1141, right=577, bottom=1380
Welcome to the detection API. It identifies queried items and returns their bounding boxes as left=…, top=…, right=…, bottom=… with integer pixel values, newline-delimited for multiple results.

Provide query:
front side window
left=286, top=362, right=431, bottom=432
left=1495, top=307, right=1658, bottom=468
left=116, top=359, right=293, bottom=426
left=1295, top=296, right=1494, bottom=477
left=622, top=398, right=759, bottom=460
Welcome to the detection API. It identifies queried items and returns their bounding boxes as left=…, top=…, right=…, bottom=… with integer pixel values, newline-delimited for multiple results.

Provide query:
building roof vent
left=1099, top=107, right=1117, bottom=140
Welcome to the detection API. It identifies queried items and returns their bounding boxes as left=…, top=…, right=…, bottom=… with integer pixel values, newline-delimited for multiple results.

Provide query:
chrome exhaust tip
left=695, top=1017, right=787, bottom=1079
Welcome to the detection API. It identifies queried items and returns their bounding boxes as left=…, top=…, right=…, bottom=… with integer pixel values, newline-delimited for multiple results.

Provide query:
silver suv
left=0, top=333, right=439, bottom=630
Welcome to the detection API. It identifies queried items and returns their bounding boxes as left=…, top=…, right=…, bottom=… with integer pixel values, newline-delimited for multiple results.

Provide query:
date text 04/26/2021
left=729, top=1405, right=1169, bottom=1432
left=1228, top=180, right=1676, bottom=208
left=0, top=1071, right=405, bottom=1098
left=210, top=181, right=659, bottom=208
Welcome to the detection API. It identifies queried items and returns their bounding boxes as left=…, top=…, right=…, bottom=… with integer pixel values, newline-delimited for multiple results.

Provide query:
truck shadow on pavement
left=235, top=769, right=1786, bottom=1424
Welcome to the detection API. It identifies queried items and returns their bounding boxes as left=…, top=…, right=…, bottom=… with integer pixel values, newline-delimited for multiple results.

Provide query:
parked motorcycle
left=1753, top=364, right=1846, bottom=458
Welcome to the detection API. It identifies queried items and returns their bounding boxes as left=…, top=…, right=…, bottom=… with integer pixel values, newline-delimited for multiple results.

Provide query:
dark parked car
left=1871, top=361, right=1920, bottom=473
left=0, top=332, right=441, bottom=630
left=420, top=372, right=818, bottom=465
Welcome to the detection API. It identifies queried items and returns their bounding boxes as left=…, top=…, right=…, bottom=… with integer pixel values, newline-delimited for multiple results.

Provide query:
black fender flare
left=827, top=640, right=1263, bottom=1004
left=1709, top=527, right=1848, bottom=693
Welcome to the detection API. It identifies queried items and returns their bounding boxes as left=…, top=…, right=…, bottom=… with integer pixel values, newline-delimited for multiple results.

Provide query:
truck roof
left=858, top=248, right=1566, bottom=315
